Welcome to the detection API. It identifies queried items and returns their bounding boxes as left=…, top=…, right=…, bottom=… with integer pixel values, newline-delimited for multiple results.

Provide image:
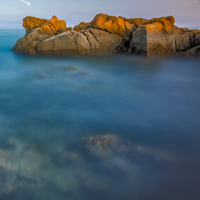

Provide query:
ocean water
left=0, top=29, right=200, bottom=200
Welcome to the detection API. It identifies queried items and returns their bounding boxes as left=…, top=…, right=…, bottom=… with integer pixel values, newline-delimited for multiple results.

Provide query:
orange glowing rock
left=141, top=16, right=175, bottom=34
left=23, top=16, right=67, bottom=35
left=91, top=14, right=135, bottom=37
left=23, top=17, right=48, bottom=32
left=74, top=22, right=91, bottom=32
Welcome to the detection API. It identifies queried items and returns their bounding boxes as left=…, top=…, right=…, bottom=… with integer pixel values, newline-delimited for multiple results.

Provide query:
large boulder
left=37, top=28, right=123, bottom=56
left=91, top=14, right=135, bottom=38
left=129, top=16, right=176, bottom=56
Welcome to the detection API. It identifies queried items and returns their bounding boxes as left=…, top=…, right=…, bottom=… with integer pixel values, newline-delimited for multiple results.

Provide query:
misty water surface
left=0, top=29, right=200, bottom=200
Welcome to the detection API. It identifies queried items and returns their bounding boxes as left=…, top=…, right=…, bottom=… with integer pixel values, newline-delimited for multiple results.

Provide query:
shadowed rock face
left=174, top=26, right=200, bottom=54
left=37, top=28, right=123, bottom=56
left=12, top=14, right=200, bottom=57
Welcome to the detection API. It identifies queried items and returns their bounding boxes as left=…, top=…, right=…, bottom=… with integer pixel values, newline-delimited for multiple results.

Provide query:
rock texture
left=12, top=14, right=200, bottom=57
left=174, top=26, right=200, bottom=54
left=37, top=28, right=122, bottom=55
left=129, top=16, right=176, bottom=56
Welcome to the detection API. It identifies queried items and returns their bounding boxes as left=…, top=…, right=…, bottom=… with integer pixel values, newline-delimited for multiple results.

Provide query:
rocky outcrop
left=13, top=15, right=123, bottom=56
left=12, top=14, right=200, bottom=57
left=129, top=16, right=176, bottom=56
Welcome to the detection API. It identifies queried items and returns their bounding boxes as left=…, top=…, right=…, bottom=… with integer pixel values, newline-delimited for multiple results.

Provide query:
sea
left=0, top=29, right=200, bottom=200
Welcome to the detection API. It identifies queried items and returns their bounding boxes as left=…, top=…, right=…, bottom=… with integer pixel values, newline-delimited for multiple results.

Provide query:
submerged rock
left=81, top=135, right=133, bottom=156
left=13, top=14, right=200, bottom=57
left=81, top=135, right=115, bottom=152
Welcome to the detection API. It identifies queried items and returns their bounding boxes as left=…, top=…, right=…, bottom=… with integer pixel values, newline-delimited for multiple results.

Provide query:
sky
left=0, top=0, right=200, bottom=29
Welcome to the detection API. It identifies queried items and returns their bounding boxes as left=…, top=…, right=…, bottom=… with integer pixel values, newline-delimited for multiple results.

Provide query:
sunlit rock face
left=23, top=16, right=66, bottom=35
left=23, top=16, right=48, bottom=32
left=74, top=22, right=92, bottom=32
left=129, top=16, right=176, bottom=56
left=12, top=14, right=200, bottom=57
left=91, top=14, right=135, bottom=38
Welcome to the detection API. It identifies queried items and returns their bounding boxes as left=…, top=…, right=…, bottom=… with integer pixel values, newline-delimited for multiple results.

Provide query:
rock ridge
left=12, top=14, right=200, bottom=57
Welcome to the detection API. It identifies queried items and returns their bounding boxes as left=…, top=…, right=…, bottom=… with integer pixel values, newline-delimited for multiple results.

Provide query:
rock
left=118, top=16, right=147, bottom=27
left=12, top=29, right=41, bottom=53
left=37, top=30, right=90, bottom=55
left=180, top=27, right=190, bottom=33
left=189, top=29, right=200, bottom=34
left=126, top=18, right=147, bottom=27
left=91, top=14, right=135, bottom=38
left=180, top=28, right=200, bottom=34
left=12, top=14, right=200, bottom=57
left=174, top=26, right=182, bottom=51
left=83, top=28, right=123, bottom=54
left=177, top=33, right=200, bottom=52
left=23, top=16, right=48, bottom=32
left=13, top=15, right=123, bottom=55
left=174, top=26, right=200, bottom=52
left=129, top=16, right=176, bottom=56
left=185, top=45, right=200, bottom=56
left=74, top=22, right=91, bottom=32
left=81, top=135, right=115, bottom=152
left=81, top=135, right=132, bottom=155
left=57, top=27, right=73, bottom=35
left=141, top=16, right=175, bottom=34
left=37, top=28, right=122, bottom=56
left=179, top=34, right=191, bottom=51
left=195, top=34, right=200, bottom=46
left=39, top=16, right=67, bottom=35
left=23, top=15, right=66, bottom=35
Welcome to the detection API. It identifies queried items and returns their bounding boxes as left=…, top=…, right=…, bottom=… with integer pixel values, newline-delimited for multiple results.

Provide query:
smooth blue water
left=0, top=29, right=200, bottom=200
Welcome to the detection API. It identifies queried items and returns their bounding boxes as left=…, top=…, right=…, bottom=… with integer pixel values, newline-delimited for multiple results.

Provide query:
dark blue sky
left=1, top=0, right=200, bottom=28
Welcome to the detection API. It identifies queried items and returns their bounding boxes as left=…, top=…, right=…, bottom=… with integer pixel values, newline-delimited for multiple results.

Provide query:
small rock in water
left=62, top=65, right=81, bottom=71
left=81, top=135, right=133, bottom=156
left=81, top=135, right=115, bottom=153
